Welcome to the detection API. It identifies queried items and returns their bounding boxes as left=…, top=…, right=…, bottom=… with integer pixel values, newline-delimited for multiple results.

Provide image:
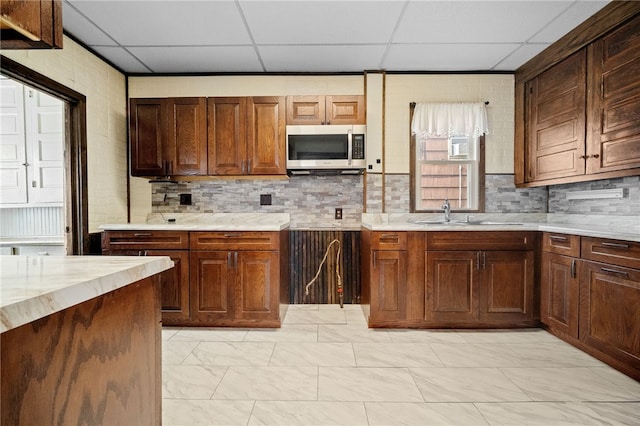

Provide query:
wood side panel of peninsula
left=1, top=275, right=161, bottom=426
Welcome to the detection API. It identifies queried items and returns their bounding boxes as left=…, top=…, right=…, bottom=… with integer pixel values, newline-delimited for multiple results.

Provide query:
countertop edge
left=1, top=256, right=174, bottom=333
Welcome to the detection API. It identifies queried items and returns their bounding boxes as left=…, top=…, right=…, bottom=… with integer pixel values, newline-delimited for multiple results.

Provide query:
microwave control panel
left=353, top=135, right=365, bottom=159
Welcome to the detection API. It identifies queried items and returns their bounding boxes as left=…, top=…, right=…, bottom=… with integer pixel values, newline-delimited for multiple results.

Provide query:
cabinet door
left=236, top=251, right=280, bottom=321
left=525, top=50, right=586, bottom=182
left=325, top=95, right=365, bottom=125
left=166, top=97, right=207, bottom=176
left=129, top=98, right=166, bottom=176
left=370, top=250, right=407, bottom=322
left=540, top=252, right=579, bottom=338
left=579, top=260, right=640, bottom=371
left=286, top=96, right=324, bottom=125
left=425, top=251, right=478, bottom=323
left=190, top=251, right=235, bottom=322
left=147, top=249, right=190, bottom=324
left=588, top=14, right=640, bottom=174
left=207, top=97, right=246, bottom=175
left=0, top=0, right=63, bottom=49
left=479, top=251, right=535, bottom=323
left=246, top=97, right=286, bottom=175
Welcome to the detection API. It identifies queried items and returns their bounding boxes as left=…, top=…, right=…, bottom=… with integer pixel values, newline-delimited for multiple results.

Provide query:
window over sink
left=410, top=102, right=488, bottom=212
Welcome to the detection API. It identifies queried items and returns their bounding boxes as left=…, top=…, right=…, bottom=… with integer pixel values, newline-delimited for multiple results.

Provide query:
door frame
left=1, top=55, right=89, bottom=254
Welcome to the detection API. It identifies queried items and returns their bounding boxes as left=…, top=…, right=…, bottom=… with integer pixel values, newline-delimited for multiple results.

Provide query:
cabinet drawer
left=370, top=232, right=407, bottom=250
left=102, top=231, right=189, bottom=250
left=581, top=237, right=640, bottom=270
left=190, top=231, right=279, bottom=251
left=542, top=232, right=580, bottom=256
left=426, top=231, right=537, bottom=251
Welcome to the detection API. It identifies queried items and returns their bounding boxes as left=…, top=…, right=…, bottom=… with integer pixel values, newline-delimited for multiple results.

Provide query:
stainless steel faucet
left=442, top=199, right=451, bottom=222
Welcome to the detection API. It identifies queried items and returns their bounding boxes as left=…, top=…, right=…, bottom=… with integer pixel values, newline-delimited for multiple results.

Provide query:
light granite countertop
left=99, top=213, right=290, bottom=231
left=0, top=255, right=174, bottom=333
left=361, top=213, right=640, bottom=243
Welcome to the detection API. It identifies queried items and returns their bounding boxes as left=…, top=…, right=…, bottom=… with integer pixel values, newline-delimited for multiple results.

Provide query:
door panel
left=540, top=253, right=579, bottom=338
left=371, top=250, right=407, bottom=321
left=207, top=97, right=246, bottom=175
left=236, top=251, right=279, bottom=319
left=425, top=251, right=477, bottom=322
left=247, top=97, right=285, bottom=175
left=190, top=251, right=234, bottom=321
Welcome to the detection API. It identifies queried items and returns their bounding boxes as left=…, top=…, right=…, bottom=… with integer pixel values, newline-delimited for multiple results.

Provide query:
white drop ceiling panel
left=259, top=45, right=388, bottom=72
left=128, top=46, right=264, bottom=73
left=241, top=1, right=405, bottom=44
left=61, top=0, right=612, bottom=74
left=383, top=43, right=522, bottom=71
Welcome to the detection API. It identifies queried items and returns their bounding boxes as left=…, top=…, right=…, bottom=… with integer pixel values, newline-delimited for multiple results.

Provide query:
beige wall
left=2, top=36, right=128, bottom=232
left=385, top=74, right=515, bottom=174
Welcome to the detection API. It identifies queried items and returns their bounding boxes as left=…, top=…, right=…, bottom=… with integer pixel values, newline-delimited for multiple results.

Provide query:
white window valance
left=411, top=102, right=489, bottom=139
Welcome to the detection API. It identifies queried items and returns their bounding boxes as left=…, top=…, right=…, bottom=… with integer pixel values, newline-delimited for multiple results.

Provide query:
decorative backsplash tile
left=151, top=173, right=638, bottom=225
left=548, top=175, right=640, bottom=215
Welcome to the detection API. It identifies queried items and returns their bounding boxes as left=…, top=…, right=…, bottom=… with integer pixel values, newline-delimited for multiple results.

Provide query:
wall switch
left=260, top=194, right=272, bottom=206
left=335, top=208, right=342, bottom=220
left=179, top=193, right=192, bottom=205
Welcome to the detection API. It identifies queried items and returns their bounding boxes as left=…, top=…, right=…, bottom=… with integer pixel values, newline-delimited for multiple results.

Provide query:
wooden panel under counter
left=0, top=256, right=171, bottom=425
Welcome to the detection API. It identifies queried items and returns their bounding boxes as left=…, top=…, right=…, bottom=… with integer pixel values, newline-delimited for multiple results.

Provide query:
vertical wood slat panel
left=289, top=231, right=361, bottom=304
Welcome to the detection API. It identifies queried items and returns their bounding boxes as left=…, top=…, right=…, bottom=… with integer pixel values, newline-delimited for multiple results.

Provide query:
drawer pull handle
left=601, top=242, right=629, bottom=249
left=549, top=235, right=568, bottom=241
left=380, top=234, right=398, bottom=239
left=224, top=233, right=241, bottom=238
left=134, top=233, right=152, bottom=237
left=600, top=267, right=629, bottom=277
left=571, top=259, right=576, bottom=278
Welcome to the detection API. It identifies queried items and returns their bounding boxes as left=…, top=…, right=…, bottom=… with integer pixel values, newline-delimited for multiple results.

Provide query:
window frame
left=409, top=105, right=485, bottom=213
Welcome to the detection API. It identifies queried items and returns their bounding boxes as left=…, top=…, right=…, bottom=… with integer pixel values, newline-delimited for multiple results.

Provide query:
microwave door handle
left=347, top=128, right=353, bottom=165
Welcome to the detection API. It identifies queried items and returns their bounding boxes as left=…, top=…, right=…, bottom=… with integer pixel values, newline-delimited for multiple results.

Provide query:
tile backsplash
left=151, top=173, right=639, bottom=225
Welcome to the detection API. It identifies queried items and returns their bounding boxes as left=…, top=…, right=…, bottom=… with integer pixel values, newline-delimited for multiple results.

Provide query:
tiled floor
left=162, top=304, right=640, bottom=425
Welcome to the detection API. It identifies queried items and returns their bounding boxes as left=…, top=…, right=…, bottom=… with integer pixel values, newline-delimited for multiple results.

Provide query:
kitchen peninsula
left=0, top=255, right=173, bottom=425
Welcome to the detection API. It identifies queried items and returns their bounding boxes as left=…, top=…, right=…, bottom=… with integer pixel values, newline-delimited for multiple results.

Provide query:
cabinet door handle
left=234, top=252, right=238, bottom=269
left=224, top=233, right=241, bottom=238
left=380, top=233, right=398, bottom=239
left=227, top=252, right=233, bottom=268
left=601, top=242, right=629, bottom=249
left=571, top=259, right=576, bottom=278
left=600, top=267, right=629, bottom=278
left=476, top=252, right=480, bottom=270
left=247, top=158, right=252, bottom=174
left=482, top=251, right=486, bottom=269
left=549, top=235, right=567, bottom=241
left=373, top=252, right=377, bottom=268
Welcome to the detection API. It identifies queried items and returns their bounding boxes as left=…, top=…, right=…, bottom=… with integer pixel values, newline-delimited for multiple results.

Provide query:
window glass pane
left=414, top=135, right=480, bottom=212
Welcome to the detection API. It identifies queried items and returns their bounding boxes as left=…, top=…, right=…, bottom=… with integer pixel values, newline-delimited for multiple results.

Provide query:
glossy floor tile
left=162, top=304, right=640, bottom=425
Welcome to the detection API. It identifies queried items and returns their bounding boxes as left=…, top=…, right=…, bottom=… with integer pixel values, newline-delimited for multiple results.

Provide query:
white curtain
left=411, top=102, right=489, bottom=139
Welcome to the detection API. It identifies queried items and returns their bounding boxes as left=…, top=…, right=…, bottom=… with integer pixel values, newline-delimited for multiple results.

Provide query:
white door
left=25, top=88, right=64, bottom=203
left=0, top=77, right=28, bottom=204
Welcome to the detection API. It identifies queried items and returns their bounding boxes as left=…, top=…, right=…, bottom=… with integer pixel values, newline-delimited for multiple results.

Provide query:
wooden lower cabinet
left=425, top=250, right=536, bottom=327
left=102, top=229, right=287, bottom=327
left=190, top=250, right=280, bottom=326
left=540, top=252, right=579, bottom=338
left=370, top=250, right=407, bottom=322
left=579, top=260, right=640, bottom=379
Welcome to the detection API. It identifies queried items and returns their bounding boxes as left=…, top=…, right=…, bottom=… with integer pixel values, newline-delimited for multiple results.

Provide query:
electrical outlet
left=335, top=208, right=342, bottom=220
left=260, top=194, right=272, bottom=206
left=179, top=193, right=192, bottom=205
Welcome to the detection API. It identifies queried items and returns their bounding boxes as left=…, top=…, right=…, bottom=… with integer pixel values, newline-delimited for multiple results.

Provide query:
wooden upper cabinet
left=207, top=97, right=247, bottom=175
left=130, top=98, right=207, bottom=177
left=130, top=98, right=166, bottom=177
left=208, top=96, right=285, bottom=176
left=1, top=0, right=63, bottom=49
left=515, top=4, right=640, bottom=187
left=167, top=98, right=207, bottom=176
left=526, top=50, right=586, bottom=182
left=247, top=96, right=286, bottom=175
left=286, top=95, right=365, bottom=125
left=587, top=14, right=640, bottom=174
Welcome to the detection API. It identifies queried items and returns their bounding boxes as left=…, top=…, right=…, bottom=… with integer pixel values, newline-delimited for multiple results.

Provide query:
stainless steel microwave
left=286, top=124, right=366, bottom=175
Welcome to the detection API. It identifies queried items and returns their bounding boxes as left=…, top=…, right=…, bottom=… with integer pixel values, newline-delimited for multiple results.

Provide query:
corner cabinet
left=129, top=97, right=207, bottom=177
left=425, top=232, right=538, bottom=327
left=207, top=96, right=285, bottom=176
left=286, top=95, right=365, bottom=125
left=101, top=231, right=191, bottom=325
left=515, top=5, right=640, bottom=187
